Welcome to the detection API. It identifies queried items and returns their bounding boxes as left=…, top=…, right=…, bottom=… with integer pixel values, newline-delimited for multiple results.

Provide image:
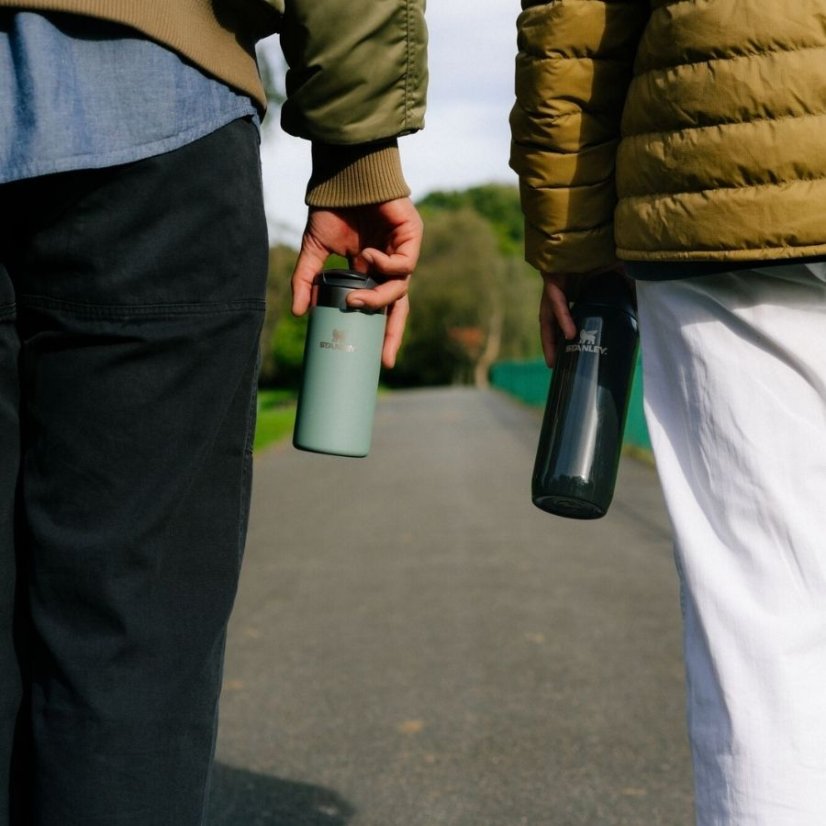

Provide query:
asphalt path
left=208, top=387, right=694, bottom=826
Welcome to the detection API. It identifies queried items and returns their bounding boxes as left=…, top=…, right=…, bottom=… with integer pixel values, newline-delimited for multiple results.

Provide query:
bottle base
left=293, top=439, right=369, bottom=459
left=532, top=493, right=607, bottom=520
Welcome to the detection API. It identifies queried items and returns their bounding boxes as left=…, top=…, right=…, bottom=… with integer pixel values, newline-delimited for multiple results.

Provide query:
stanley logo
left=565, top=328, right=607, bottom=356
left=320, top=328, right=356, bottom=353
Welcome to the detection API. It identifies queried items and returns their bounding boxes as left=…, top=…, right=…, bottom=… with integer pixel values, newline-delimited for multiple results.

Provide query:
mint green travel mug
left=293, top=270, right=387, bottom=457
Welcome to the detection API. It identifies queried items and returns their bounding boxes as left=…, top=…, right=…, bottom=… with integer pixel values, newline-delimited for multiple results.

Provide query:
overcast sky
left=258, top=1, right=519, bottom=246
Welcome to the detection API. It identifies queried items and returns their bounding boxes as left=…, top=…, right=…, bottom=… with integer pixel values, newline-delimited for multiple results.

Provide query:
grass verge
left=254, top=389, right=297, bottom=452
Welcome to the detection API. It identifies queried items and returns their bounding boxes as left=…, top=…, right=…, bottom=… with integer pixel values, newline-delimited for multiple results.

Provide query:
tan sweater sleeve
left=306, top=141, right=410, bottom=208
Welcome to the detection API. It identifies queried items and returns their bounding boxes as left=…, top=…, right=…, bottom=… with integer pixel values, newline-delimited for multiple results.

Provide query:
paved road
left=208, top=388, right=694, bottom=826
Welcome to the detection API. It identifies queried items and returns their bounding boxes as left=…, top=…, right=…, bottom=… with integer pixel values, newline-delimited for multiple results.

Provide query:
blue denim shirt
left=0, top=11, right=258, bottom=183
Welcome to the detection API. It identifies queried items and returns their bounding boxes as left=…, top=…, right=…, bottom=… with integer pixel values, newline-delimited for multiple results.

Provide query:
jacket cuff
left=306, top=141, right=411, bottom=207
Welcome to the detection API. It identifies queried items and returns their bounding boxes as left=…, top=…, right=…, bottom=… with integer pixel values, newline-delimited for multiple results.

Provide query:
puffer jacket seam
left=623, top=109, right=826, bottom=142
left=618, top=243, right=826, bottom=259
left=515, top=137, right=616, bottom=153
left=622, top=175, right=826, bottom=204
left=528, top=176, right=614, bottom=191
left=528, top=218, right=614, bottom=237
left=635, top=42, right=826, bottom=77
left=522, top=54, right=639, bottom=65
left=520, top=0, right=630, bottom=12
left=514, top=103, right=621, bottom=123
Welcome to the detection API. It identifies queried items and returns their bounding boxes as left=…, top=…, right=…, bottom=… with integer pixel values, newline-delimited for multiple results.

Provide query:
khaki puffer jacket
left=0, top=0, right=428, bottom=207
left=510, top=0, right=826, bottom=274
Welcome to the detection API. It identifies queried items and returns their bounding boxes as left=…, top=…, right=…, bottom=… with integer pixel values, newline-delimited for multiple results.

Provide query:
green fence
left=489, top=354, right=651, bottom=452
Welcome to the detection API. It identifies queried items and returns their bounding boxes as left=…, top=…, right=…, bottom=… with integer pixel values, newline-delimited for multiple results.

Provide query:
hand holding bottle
left=533, top=272, right=639, bottom=519
left=539, top=268, right=630, bottom=366
left=291, top=198, right=423, bottom=368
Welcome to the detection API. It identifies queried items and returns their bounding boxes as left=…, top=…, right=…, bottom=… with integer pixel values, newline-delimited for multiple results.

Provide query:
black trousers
left=0, top=119, right=268, bottom=825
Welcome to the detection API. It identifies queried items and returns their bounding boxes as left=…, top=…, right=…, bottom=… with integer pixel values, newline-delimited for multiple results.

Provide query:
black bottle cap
left=313, top=269, right=383, bottom=311
left=575, top=272, right=637, bottom=322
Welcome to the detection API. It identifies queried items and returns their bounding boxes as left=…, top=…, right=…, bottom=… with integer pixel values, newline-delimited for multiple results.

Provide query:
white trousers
left=637, top=264, right=826, bottom=826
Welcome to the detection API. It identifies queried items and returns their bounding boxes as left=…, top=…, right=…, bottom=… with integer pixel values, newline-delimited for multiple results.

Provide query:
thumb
left=291, top=243, right=325, bottom=316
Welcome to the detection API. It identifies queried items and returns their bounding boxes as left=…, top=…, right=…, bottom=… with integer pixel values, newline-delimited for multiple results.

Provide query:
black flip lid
left=313, top=269, right=384, bottom=311
left=575, top=272, right=637, bottom=321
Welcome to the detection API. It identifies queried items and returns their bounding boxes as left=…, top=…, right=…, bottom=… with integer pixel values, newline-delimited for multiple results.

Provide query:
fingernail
left=349, top=299, right=366, bottom=308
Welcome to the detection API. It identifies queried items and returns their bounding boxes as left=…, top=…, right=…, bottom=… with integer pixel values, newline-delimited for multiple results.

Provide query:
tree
left=259, top=243, right=308, bottom=388
left=418, top=183, right=525, bottom=257
left=389, top=209, right=505, bottom=386
left=258, top=185, right=542, bottom=390
left=388, top=185, right=540, bottom=387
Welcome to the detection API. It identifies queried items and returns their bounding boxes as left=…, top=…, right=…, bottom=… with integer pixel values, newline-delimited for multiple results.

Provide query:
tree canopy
left=259, top=184, right=542, bottom=389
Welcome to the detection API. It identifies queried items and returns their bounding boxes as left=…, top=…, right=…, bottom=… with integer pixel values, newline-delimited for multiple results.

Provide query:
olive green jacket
left=510, top=0, right=826, bottom=274
left=0, top=0, right=428, bottom=207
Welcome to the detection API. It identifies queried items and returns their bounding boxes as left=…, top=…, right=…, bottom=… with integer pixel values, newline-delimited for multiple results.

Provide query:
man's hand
left=540, top=268, right=629, bottom=367
left=540, top=272, right=577, bottom=368
left=291, top=198, right=423, bottom=368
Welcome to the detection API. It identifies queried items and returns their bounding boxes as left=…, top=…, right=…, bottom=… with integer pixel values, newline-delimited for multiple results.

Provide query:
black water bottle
left=532, top=273, right=639, bottom=519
